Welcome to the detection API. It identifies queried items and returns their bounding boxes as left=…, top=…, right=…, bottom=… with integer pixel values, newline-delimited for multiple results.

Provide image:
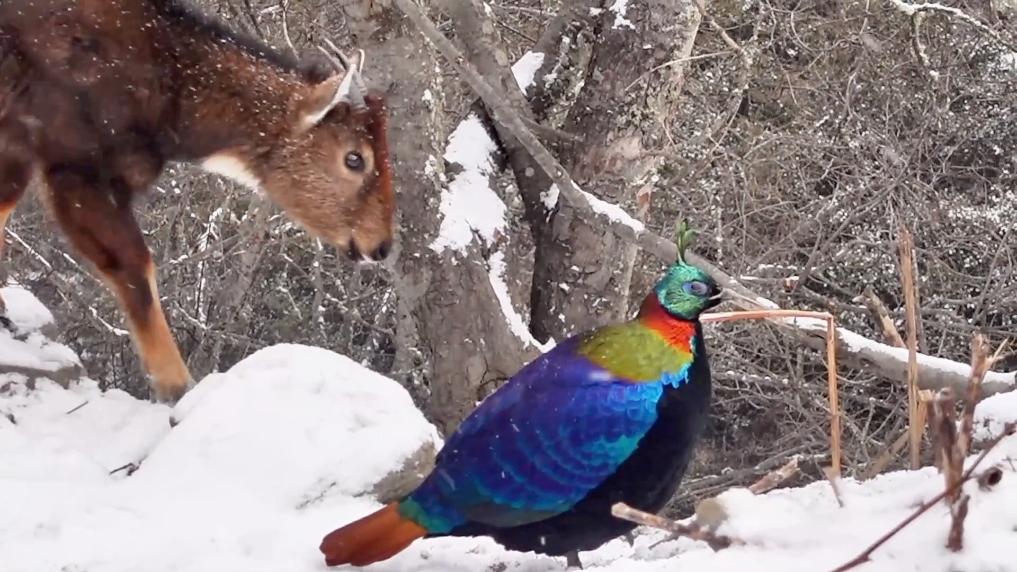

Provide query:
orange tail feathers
left=319, top=503, right=427, bottom=567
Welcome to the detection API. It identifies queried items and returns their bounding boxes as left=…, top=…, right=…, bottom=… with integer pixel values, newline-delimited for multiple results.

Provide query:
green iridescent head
left=653, top=220, right=722, bottom=320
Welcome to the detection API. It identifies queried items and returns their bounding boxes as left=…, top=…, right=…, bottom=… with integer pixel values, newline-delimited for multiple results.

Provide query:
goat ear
left=297, top=71, right=354, bottom=130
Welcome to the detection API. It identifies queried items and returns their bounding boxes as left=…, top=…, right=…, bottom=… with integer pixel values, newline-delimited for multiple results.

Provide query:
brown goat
left=0, top=0, right=396, bottom=402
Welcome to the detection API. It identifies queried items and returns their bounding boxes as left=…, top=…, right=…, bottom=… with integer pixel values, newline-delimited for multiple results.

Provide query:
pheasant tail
left=319, top=503, right=427, bottom=567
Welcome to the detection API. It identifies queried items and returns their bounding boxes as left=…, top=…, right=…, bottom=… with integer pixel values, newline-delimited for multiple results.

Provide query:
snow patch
left=1, top=342, right=442, bottom=572
left=511, top=51, right=545, bottom=92
left=540, top=183, right=560, bottom=211
left=430, top=115, right=507, bottom=253
left=609, top=0, right=636, bottom=29
left=999, top=52, right=1017, bottom=72
left=144, top=344, right=440, bottom=506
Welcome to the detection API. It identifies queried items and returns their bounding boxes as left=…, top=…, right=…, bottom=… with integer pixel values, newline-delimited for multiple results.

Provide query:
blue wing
left=401, top=337, right=663, bottom=533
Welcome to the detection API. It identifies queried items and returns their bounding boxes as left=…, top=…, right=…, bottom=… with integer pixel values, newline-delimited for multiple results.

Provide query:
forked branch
left=611, top=502, right=741, bottom=551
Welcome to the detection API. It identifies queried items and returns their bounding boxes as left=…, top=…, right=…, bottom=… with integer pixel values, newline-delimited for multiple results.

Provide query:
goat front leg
left=45, top=163, right=193, bottom=402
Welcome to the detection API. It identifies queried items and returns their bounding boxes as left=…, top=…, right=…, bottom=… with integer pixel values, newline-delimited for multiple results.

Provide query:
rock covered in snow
left=974, top=390, right=1017, bottom=442
left=0, top=285, right=84, bottom=387
left=142, top=343, right=440, bottom=508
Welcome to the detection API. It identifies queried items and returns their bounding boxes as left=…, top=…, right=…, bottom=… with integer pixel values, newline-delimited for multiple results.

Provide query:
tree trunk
left=530, top=0, right=703, bottom=342
left=341, top=0, right=537, bottom=434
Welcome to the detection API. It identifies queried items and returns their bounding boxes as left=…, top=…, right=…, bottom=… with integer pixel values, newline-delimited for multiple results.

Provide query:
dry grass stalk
left=703, top=309, right=842, bottom=474
left=823, top=465, right=846, bottom=508
left=958, top=334, right=992, bottom=456
left=611, top=502, right=741, bottom=551
left=897, top=225, right=921, bottom=469
left=854, top=286, right=908, bottom=480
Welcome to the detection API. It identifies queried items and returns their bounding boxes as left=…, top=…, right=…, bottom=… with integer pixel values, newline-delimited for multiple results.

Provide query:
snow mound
left=974, top=390, right=1017, bottom=441
left=1, top=305, right=444, bottom=572
left=140, top=344, right=440, bottom=508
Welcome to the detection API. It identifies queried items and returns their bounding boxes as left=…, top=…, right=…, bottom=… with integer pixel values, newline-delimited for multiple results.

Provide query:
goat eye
left=344, top=152, right=365, bottom=172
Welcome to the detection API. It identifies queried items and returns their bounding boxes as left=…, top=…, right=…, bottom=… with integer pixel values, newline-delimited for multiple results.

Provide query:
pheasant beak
left=706, top=287, right=724, bottom=309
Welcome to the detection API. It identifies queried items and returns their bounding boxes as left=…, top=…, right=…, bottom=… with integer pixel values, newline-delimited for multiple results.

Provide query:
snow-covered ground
left=2, top=289, right=1016, bottom=572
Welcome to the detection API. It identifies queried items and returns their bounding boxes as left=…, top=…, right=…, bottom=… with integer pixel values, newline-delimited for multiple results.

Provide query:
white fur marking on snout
left=201, top=154, right=262, bottom=192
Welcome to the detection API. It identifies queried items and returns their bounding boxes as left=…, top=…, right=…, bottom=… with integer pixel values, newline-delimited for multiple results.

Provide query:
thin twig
left=855, top=286, right=906, bottom=348
left=888, top=0, right=1017, bottom=52
left=65, top=400, right=89, bottom=415
left=109, top=462, right=139, bottom=476
left=611, top=502, right=741, bottom=551
left=623, top=51, right=730, bottom=92
left=279, top=0, right=298, bottom=59
left=860, top=428, right=910, bottom=479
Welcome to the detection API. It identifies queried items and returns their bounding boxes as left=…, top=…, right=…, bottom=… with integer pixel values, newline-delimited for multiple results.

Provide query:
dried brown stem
left=958, top=334, right=990, bottom=457
left=823, top=466, right=846, bottom=508
left=898, top=226, right=921, bottom=469
left=860, top=429, right=910, bottom=479
left=946, top=493, right=970, bottom=551
left=611, top=502, right=741, bottom=551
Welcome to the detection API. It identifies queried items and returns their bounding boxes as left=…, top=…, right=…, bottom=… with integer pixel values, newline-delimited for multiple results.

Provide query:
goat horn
left=316, top=41, right=368, bottom=111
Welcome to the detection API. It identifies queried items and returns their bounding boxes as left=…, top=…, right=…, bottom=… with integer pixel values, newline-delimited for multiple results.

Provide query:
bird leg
left=565, top=550, right=583, bottom=570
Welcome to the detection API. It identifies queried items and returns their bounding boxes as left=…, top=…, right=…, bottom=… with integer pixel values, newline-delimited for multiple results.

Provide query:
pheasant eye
left=344, top=151, right=364, bottom=172
left=682, top=281, right=709, bottom=296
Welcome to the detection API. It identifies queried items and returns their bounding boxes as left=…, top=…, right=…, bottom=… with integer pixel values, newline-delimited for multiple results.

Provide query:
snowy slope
left=2, top=290, right=1017, bottom=572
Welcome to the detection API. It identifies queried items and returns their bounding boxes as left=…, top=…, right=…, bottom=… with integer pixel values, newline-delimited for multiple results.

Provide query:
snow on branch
left=396, top=0, right=1017, bottom=399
